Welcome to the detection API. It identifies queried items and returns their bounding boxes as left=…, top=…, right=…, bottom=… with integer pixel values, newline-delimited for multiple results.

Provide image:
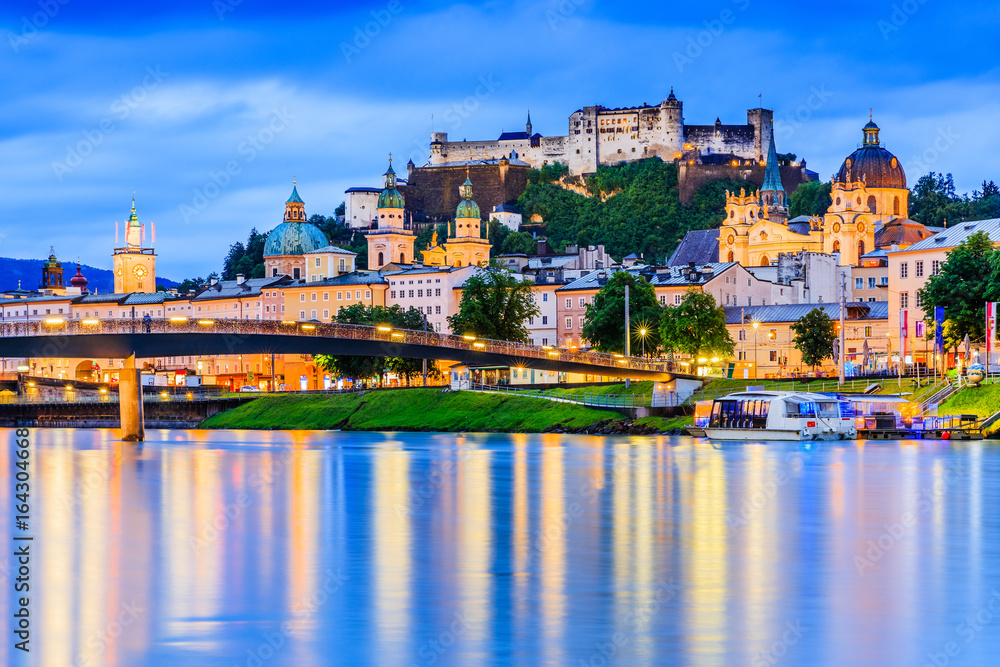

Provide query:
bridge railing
left=0, top=318, right=679, bottom=375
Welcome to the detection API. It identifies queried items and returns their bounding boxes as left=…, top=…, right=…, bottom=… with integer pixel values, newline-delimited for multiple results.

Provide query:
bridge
left=0, top=318, right=691, bottom=439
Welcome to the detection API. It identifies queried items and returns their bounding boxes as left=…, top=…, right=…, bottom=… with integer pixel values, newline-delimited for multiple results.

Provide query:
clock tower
left=113, top=199, right=157, bottom=293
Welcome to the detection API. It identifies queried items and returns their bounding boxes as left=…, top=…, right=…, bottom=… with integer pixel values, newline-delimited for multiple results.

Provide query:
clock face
left=857, top=222, right=866, bottom=234
left=133, top=265, right=148, bottom=280
left=833, top=223, right=841, bottom=233
left=727, top=234, right=735, bottom=246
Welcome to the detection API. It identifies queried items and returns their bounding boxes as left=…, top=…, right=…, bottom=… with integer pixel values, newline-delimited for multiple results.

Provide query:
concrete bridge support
left=119, top=354, right=144, bottom=441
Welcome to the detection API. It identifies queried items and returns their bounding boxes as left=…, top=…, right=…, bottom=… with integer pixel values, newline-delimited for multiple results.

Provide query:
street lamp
left=752, top=320, right=759, bottom=378
left=638, top=327, right=648, bottom=357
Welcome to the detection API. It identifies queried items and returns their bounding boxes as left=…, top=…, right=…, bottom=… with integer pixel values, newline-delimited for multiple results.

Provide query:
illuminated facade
left=421, top=170, right=491, bottom=268
left=367, top=161, right=415, bottom=269
left=113, top=199, right=157, bottom=293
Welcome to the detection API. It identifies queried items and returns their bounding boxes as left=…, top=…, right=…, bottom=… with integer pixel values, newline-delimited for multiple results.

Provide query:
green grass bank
left=199, top=389, right=632, bottom=433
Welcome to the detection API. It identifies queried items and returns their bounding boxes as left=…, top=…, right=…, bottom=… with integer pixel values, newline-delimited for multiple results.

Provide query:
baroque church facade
left=717, top=118, right=912, bottom=268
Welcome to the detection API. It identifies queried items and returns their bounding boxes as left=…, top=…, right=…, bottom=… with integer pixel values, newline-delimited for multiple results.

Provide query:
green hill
left=514, top=158, right=755, bottom=263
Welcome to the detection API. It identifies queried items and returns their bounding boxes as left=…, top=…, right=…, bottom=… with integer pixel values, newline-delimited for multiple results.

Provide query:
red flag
left=152, top=221, right=155, bottom=244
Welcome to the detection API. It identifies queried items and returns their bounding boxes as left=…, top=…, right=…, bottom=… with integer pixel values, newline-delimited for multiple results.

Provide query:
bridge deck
left=0, top=319, right=693, bottom=381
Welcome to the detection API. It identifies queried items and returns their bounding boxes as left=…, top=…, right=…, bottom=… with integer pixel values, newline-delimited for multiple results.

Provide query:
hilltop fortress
left=428, top=89, right=776, bottom=176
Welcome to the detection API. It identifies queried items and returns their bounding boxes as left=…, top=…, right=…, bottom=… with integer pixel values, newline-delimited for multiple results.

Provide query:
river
left=2, top=429, right=999, bottom=666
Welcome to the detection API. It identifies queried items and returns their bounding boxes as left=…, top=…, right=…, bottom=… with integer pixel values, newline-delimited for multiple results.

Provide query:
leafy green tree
left=918, top=231, right=1000, bottom=346
left=488, top=219, right=535, bottom=257
left=335, top=201, right=346, bottom=216
left=175, top=277, right=205, bottom=294
left=447, top=263, right=539, bottom=342
left=315, top=304, right=426, bottom=386
left=790, top=307, right=837, bottom=370
left=659, top=290, right=734, bottom=361
left=788, top=180, right=832, bottom=218
left=582, top=271, right=662, bottom=354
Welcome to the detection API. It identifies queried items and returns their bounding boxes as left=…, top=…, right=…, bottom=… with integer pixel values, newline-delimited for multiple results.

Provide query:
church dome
left=263, top=221, right=328, bottom=257
left=69, top=264, right=88, bottom=289
left=378, top=162, right=404, bottom=209
left=835, top=119, right=906, bottom=189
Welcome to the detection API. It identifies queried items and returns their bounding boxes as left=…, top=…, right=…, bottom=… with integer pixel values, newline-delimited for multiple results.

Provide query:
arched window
left=749, top=209, right=755, bottom=219
left=759, top=255, right=769, bottom=266
left=833, top=240, right=840, bottom=252
left=377, top=252, right=384, bottom=266
left=729, top=210, right=735, bottom=219
left=400, top=252, right=406, bottom=264
left=727, top=250, right=734, bottom=262
left=857, top=240, right=865, bottom=264
left=893, top=196, right=900, bottom=216
left=867, top=195, right=876, bottom=213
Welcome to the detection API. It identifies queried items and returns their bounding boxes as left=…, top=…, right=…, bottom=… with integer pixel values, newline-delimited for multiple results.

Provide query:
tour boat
left=688, top=390, right=857, bottom=441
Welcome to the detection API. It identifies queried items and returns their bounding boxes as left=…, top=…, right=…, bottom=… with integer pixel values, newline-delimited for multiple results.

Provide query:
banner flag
left=935, top=306, right=945, bottom=354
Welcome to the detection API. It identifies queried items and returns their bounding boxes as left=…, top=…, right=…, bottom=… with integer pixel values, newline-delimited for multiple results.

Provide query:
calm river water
left=2, top=429, right=1000, bottom=666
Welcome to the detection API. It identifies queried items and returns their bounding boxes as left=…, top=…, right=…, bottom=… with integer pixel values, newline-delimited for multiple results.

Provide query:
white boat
left=689, top=391, right=857, bottom=441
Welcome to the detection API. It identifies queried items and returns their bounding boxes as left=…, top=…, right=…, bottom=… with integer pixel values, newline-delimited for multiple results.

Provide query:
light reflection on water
left=3, top=429, right=1000, bottom=666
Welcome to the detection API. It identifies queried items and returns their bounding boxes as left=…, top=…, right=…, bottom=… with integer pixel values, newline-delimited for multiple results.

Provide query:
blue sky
left=1, top=0, right=998, bottom=280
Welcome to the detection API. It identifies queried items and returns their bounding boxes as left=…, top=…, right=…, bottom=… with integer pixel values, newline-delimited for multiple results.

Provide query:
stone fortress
left=428, top=89, right=776, bottom=176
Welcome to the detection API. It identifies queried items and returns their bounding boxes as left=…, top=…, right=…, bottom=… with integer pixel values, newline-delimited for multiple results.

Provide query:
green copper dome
left=286, top=185, right=304, bottom=204
left=377, top=160, right=404, bottom=209
left=455, top=176, right=480, bottom=219
left=263, top=221, right=329, bottom=257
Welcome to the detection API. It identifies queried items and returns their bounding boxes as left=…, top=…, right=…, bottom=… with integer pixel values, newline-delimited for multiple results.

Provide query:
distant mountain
left=0, top=257, right=179, bottom=294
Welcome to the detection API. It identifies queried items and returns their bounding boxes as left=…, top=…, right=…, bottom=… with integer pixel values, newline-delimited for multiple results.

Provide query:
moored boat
left=689, top=390, right=857, bottom=441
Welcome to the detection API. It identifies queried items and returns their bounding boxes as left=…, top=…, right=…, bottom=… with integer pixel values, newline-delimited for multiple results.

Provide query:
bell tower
left=367, top=158, right=415, bottom=269
left=113, top=198, right=157, bottom=293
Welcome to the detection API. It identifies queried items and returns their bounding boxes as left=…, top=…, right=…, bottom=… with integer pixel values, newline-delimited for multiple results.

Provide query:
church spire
left=526, top=110, right=532, bottom=136
left=761, top=121, right=784, bottom=194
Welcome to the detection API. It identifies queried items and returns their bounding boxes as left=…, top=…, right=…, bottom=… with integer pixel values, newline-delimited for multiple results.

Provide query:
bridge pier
left=119, top=354, right=144, bottom=441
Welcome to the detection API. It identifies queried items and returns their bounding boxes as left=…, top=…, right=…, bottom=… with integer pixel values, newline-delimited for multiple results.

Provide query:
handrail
left=467, top=382, right=681, bottom=408
left=0, top=318, right=678, bottom=376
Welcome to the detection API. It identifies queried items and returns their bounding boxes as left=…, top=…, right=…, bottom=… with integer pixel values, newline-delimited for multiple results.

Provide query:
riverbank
left=198, top=389, right=693, bottom=434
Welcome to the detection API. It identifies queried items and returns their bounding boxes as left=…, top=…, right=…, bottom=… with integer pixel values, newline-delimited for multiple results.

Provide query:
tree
left=582, top=271, right=662, bottom=354
left=788, top=180, right=832, bottom=218
left=918, top=231, right=1000, bottom=346
left=315, top=304, right=426, bottom=386
left=790, top=307, right=837, bottom=370
left=175, top=277, right=205, bottom=294
left=448, top=264, right=539, bottom=342
left=659, top=290, right=734, bottom=361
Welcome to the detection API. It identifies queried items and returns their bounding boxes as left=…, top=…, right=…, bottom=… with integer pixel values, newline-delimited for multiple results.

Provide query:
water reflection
left=5, top=429, right=1000, bottom=666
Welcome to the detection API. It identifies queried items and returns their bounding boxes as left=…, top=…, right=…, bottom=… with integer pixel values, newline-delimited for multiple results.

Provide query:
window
left=900, top=292, right=908, bottom=308
left=579, top=297, right=586, bottom=307
left=365, top=290, right=371, bottom=299
left=869, top=297, right=877, bottom=302
left=916, top=261, right=924, bottom=278
left=337, top=291, right=343, bottom=300
left=916, top=292, right=923, bottom=308
left=409, top=290, right=414, bottom=298
left=565, top=317, right=572, bottom=329
left=769, top=351, right=778, bottom=362
left=565, top=298, right=572, bottom=309
left=390, top=291, right=396, bottom=299
left=529, top=317, right=534, bottom=326
left=675, top=294, right=682, bottom=305
left=323, top=292, right=329, bottom=301
left=932, top=260, right=940, bottom=275
left=900, top=263, right=908, bottom=279
left=542, top=338, right=548, bottom=346
left=659, top=295, right=666, bottom=304
left=738, top=351, right=747, bottom=360
left=356, top=290, right=362, bottom=300
left=435, top=322, right=441, bottom=332
left=855, top=277, right=864, bottom=290
left=880, top=276, right=888, bottom=286
left=768, top=328, right=777, bottom=340
left=293, top=268, right=300, bottom=280
left=542, top=293, right=548, bottom=302
left=311, top=293, right=317, bottom=302
left=311, top=309, right=317, bottom=319
left=339, top=258, right=346, bottom=272
left=865, top=326, right=872, bottom=337
left=323, top=309, right=329, bottom=319
left=418, top=290, right=423, bottom=298
left=435, top=306, right=441, bottom=314
left=868, top=277, right=876, bottom=289
left=747, top=297, right=752, bottom=306
left=315, top=257, right=321, bottom=267
left=435, top=289, right=441, bottom=297
left=299, top=294, right=305, bottom=302
left=726, top=294, right=730, bottom=305
left=299, top=310, right=305, bottom=319
left=738, top=329, right=746, bottom=341
left=542, top=316, right=548, bottom=325
left=578, top=316, right=585, bottom=329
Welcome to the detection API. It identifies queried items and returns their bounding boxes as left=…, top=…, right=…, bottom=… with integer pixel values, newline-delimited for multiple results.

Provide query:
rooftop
left=723, top=301, right=889, bottom=324
left=890, top=218, right=1000, bottom=253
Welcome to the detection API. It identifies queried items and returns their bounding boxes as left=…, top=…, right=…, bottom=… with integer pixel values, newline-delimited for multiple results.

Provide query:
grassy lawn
left=554, top=381, right=655, bottom=397
left=199, top=389, right=625, bottom=433
left=938, top=383, right=1000, bottom=419
left=633, top=415, right=693, bottom=431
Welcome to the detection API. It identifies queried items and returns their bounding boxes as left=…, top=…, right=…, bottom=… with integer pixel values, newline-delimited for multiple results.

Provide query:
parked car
left=239, top=386, right=260, bottom=392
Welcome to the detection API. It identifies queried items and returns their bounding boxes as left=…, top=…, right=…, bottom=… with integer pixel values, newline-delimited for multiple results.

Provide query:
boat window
left=818, top=402, right=840, bottom=418
left=758, top=400, right=770, bottom=427
left=710, top=401, right=723, bottom=427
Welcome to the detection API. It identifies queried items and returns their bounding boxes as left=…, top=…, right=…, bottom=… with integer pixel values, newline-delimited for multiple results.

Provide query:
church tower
left=526, top=110, right=532, bottom=136
left=759, top=121, right=788, bottom=225
left=113, top=199, right=156, bottom=293
left=719, top=188, right=761, bottom=265
left=444, top=170, right=490, bottom=267
left=367, top=159, right=415, bottom=269
left=40, top=247, right=65, bottom=294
